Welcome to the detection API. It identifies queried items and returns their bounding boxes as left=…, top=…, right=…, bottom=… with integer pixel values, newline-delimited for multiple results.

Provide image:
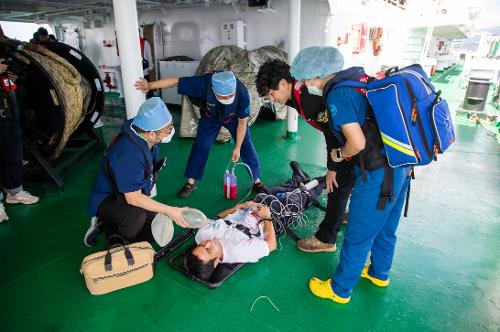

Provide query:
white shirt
left=142, top=39, right=154, bottom=76
left=195, top=208, right=270, bottom=264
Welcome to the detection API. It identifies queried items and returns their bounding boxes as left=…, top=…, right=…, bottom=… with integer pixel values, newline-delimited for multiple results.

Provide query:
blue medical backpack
left=335, top=64, right=455, bottom=168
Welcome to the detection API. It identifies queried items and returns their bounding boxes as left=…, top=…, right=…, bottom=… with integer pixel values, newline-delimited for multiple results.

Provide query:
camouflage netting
left=16, top=48, right=89, bottom=160
left=179, top=45, right=288, bottom=141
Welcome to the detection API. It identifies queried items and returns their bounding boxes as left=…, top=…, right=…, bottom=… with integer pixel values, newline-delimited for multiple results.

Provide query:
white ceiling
left=0, top=0, right=242, bottom=23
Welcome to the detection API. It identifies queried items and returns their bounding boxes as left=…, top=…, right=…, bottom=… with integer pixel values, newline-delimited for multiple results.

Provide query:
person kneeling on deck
left=185, top=201, right=277, bottom=280
left=84, top=97, right=188, bottom=247
left=135, top=71, right=267, bottom=198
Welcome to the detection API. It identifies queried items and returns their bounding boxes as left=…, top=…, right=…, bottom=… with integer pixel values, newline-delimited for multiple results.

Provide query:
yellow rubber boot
left=360, top=264, right=390, bottom=287
left=309, top=277, right=350, bottom=304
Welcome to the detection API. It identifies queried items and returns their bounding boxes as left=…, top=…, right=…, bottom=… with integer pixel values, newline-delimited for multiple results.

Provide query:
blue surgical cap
left=211, top=71, right=237, bottom=96
left=290, top=46, right=345, bottom=80
left=132, top=97, right=172, bottom=131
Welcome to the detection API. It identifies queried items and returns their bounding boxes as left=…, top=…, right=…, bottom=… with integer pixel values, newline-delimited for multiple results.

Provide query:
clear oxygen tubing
left=254, top=189, right=311, bottom=236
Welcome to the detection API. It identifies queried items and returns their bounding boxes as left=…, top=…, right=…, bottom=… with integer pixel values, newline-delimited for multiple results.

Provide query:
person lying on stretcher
left=185, top=162, right=326, bottom=280
left=184, top=201, right=277, bottom=280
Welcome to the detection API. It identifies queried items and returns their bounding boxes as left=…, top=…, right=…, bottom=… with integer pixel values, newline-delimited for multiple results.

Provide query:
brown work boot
left=297, top=236, right=336, bottom=253
left=177, top=182, right=197, bottom=198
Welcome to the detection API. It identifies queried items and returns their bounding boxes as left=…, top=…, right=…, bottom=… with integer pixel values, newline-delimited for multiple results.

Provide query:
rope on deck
left=250, top=295, right=281, bottom=312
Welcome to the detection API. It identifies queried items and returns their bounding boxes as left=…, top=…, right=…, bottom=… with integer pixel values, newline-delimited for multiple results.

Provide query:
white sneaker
left=6, top=191, right=39, bottom=205
left=0, top=203, right=9, bottom=223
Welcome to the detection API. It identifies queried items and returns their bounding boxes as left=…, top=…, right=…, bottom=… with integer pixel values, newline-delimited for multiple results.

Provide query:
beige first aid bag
left=80, top=238, right=155, bottom=295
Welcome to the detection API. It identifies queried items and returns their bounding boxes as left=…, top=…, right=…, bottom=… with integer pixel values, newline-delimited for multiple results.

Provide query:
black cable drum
left=13, top=42, right=103, bottom=160
left=14, top=50, right=65, bottom=159
left=42, top=42, right=104, bottom=131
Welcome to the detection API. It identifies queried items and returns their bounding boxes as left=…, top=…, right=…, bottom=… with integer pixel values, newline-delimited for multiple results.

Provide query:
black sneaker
left=84, top=217, right=103, bottom=247
left=252, top=181, right=269, bottom=194
left=290, top=161, right=311, bottom=183
left=177, top=182, right=197, bottom=198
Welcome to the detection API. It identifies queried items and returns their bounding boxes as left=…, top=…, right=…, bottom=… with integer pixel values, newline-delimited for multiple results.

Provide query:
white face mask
left=161, top=127, right=175, bottom=144
left=216, top=95, right=235, bottom=105
left=307, top=85, right=323, bottom=96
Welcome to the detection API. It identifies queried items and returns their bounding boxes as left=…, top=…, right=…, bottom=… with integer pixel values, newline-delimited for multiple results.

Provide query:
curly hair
left=255, top=59, right=293, bottom=97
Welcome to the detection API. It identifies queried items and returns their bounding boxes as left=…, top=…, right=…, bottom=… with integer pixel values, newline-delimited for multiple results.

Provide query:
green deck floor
left=1, top=67, right=499, bottom=331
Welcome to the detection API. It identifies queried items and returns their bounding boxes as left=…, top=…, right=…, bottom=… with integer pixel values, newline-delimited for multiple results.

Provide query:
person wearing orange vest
left=256, top=59, right=355, bottom=254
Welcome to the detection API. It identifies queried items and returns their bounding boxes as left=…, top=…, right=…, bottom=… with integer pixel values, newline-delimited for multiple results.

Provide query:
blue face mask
left=307, top=85, right=323, bottom=96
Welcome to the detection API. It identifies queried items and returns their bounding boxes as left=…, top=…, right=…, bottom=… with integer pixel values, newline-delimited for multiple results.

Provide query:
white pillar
left=420, top=25, right=434, bottom=64
left=112, top=0, right=145, bottom=119
left=287, top=0, right=301, bottom=139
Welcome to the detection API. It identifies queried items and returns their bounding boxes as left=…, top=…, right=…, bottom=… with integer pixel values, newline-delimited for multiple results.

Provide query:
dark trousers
left=315, top=161, right=356, bottom=244
left=266, top=174, right=324, bottom=205
left=184, top=115, right=261, bottom=181
left=0, top=117, right=23, bottom=191
left=255, top=175, right=325, bottom=226
left=97, top=195, right=157, bottom=243
left=144, top=74, right=154, bottom=99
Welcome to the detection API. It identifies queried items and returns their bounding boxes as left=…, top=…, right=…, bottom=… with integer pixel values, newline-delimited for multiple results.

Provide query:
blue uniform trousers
left=332, top=165, right=411, bottom=298
left=184, top=115, right=261, bottom=181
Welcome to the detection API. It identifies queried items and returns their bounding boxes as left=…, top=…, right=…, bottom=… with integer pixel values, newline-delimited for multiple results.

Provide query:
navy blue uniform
left=87, top=120, right=159, bottom=242
left=178, top=73, right=260, bottom=180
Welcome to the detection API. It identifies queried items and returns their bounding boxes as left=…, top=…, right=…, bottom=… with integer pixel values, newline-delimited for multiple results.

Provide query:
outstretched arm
left=135, top=77, right=180, bottom=93
left=216, top=201, right=254, bottom=218
left=232, top=117, right=248, bottom=162
left=124, top=190, right=188, bottom=227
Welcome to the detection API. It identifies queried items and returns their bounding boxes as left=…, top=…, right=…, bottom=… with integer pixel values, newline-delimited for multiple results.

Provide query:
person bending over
left=256, top=59, right=355, bottom=253
left=135, top=71, right=267, bottom=198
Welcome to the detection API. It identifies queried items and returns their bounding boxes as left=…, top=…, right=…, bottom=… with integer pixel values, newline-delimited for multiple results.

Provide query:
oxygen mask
left=181, top=208, right=209, bottom=228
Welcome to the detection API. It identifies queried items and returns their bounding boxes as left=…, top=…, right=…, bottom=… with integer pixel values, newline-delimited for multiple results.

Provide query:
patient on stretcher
left=185, top=163, right=326, bottom=280
left=185, top=201, right=277, bottom=280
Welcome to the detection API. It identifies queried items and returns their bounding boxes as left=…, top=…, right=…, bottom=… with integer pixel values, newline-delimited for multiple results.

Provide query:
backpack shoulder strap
left=292, top=80, right=304, bottom=112
left=292, top=80, right=323, bottom=132
left=333, top=80, right=368, bottom=89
